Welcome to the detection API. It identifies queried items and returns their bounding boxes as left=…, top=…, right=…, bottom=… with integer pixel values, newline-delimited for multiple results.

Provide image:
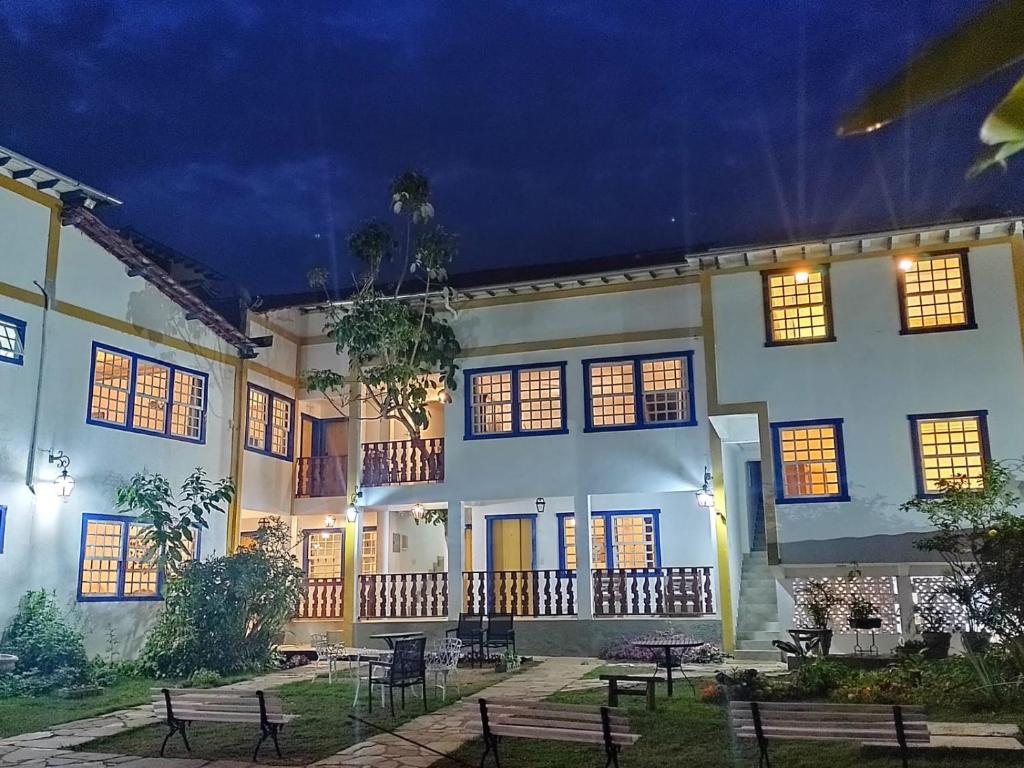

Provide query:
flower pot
left=811, top=628, right=833, bottom=657
left=922, top=631, right=951, bottom=659
left=0, top=654, right=17, bottom=673
left=849, top=617, right=883, bottom=630
left=961, top=631, right=991, bottom=654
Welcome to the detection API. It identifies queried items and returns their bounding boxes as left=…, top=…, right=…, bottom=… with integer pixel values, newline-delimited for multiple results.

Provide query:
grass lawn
left=447, top=683, right=1024, bottom=768
left=80, top=666, right=513, bottom=765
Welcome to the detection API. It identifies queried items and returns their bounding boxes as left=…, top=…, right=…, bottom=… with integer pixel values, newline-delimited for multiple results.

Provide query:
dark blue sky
left=2, top=1, right=1021, bottom=294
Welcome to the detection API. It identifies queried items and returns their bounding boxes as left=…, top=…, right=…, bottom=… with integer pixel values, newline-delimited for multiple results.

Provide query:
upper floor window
left=771, top=419, right=850, bottom=503
left=88, top=343, right=207, bottom=443
left=559, top=511, right=661, bottom=572
left=464, top=362, right=567, bottom=439
left=304, top=529, right=345, bottom=580
left=246, top=384, right=294, bottom=459
left=0, top=313, right=26, bottom=366
left=583, top=352, right=695, bottom=432
left=897, top=252, right=976, bottom=334
left=361, top=526, right=378, bottom=575
left=763, top=267, right=834, bottom=345
left=78, top=514, right=160, bottom=601
left=909, top=411, right=989, bottom=497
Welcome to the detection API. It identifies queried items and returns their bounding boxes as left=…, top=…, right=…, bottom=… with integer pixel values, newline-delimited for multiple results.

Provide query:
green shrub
left=187, top=668, right=224, bottom=688
left=0, top=591, right=89, bottom=682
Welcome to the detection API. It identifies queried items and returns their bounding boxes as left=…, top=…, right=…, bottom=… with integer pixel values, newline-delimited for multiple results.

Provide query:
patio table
left=370, top=631, right=426, bottom=649
left=631, top=640, right=704, bottom=697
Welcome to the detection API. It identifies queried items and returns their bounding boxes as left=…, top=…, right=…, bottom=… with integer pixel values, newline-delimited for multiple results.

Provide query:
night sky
left=2, top=1, right=1022, bottom=295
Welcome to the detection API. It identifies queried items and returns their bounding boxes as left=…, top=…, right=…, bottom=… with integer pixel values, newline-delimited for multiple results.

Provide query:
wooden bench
left=478, top=698, right=640, bottom=768
left=729, top=701, right=930, bottom=768
left=600, top=674, right=658, bottom=711
left=152, top=688, right=295, bottom=761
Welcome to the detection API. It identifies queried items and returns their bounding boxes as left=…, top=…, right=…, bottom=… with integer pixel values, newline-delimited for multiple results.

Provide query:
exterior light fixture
left=324, top=514, right=337, bottom=528
left=898, top=258, right=916, bottom=272
left=48, top=450, right=75, bottom=500
left=411, top=502, right=426, bottom=521
left=437, top=389, right=452, bottom=404
left=345, top=488, right=362, bottom=523
left=695, top=466, right=715, bottom=509
left=535, top=497, right=546, bottom=514
left=794, top=270, right=810, bottom=284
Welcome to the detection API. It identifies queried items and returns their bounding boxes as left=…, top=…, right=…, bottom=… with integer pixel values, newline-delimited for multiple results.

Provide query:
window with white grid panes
left=306, top=531, right=344, bottom=579
left=641, top=358, right=688, bottom=424
left=247, top=388, right=269, bottom=449
left=590, top=516, right=608, bottom=569
left=132, top=361, right=169, bottom=433
left=170, top=371, right=205, bottom=440
left=518, top=367, right=562, bottom=432
left=900, top=253, right=973, bottom=332
left=90, top=348, right=132, bottom=426
left=911, top=413, right=987, bottom=494
left=271, top=397, right=292, bottom=455
left=764, top=269, right=832, bottom=343
left=611, top=515, right=657, bottom=570
left=361, top=528, right=378, bottom=574
left=589, top=362, right=636, bottom=427
left=775, top=421, right=847, bottom=500
left=0, top=314, right=25, bottom=365
left=470, top=371, right=513, bottom=434
left=123, top=524, right=159, bottom=597
left=80, top=519, right=124, bottom=598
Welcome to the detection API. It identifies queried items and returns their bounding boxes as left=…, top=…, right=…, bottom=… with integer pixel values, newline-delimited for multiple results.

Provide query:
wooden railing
left=463, top=570, right=577, bottom=617
left=361, top=438, right=445, bottom=487
left=296, top=579, right=345, bottom=620
left=592, top=567, right=714, bottom=617
left=358, top=572, right=449, bottom=619
left=295, top=455, right=347, bottom=498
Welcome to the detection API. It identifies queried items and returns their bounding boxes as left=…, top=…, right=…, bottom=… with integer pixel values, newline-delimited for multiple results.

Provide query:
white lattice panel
left=793, top=576, right=901, bottom=633
left=910, top=576, right=966, bottom=631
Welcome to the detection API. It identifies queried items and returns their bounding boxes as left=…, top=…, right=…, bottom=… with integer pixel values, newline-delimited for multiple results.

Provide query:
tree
left=838, top=1, right=1024, bottom=177
left=302, top=171, right=461, bottom=440
left=115, top=469, right=234, bottom=578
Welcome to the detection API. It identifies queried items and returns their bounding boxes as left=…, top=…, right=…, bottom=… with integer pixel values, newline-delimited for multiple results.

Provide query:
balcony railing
left=295, top=455, right=347, bottom=498
left=361, top=438, right=445, bottom=487
left=592, top=567, right=714, bottom=617
left=296, top=579, right=345, bottom=620
left=358, top=572, right=449, bottom=619
left=463, top=570, right=578, bottom=617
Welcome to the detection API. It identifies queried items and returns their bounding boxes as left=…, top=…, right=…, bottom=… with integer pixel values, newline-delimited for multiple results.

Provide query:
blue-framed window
left=246, top=384, right=294, bottom=460
left=464, top=362, right=568, bottom=439
left=0, top=313, right=26, bottom=366
left=771, top=418, right=851, bottom=504
left=909, top=410, right=989, bottom=498
left=558, top=510, right=662, bottom=573
left=303, top=528, right=345, bottom=580
left=87, top=342, right=208, bottom=444
left=361, top=526, right=378, bottom=575
left=0, top=505, right=6, bottom=553
left=583, top=352, right=696, bottom=432
left=78, top=514, right=162, bottom=602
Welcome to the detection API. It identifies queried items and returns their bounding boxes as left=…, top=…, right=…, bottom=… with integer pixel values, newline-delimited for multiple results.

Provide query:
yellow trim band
left=227, top=360, right=249, bottom=553
left=709, top=431, right=734, bottom=652
left=458, top=274, right=700, bottom=310
left=248, top=360, right=299, bottom=389
left=459, top=327, right=702, bottom=359
left=0, top=174, right=62, bottom=210
left=44, top=208, right=61, bottom=293
left=0, top=280, right=46, bottom=308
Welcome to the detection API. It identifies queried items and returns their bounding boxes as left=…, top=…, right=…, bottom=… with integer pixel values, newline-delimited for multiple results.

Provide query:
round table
left=631, top=640, right=704, bottom=697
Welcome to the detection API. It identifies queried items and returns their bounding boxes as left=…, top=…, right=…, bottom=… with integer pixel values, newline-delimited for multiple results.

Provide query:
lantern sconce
left=346, top=489, right=363, bottom=523
left=411, top=502, right=427, bottom=521
left=695, top=466, right=715, bottom=510
left=535, top=497, right=546, bottom=514
left=324, top=514, right=337, bottom=528
left=48, top=449, right=75, bottom=500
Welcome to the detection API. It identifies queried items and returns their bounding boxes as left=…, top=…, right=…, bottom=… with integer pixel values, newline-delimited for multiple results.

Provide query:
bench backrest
left=151, top=688, right=284, bottom=719
left=486, top=613, right=514, bottom=640
left=481, top=698, right=639, bottom=747
left=729, top=701, right=930, bottom=745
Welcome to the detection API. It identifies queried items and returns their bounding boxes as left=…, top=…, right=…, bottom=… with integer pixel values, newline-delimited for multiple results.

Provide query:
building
left=2, top=143, right=1022, bottom=659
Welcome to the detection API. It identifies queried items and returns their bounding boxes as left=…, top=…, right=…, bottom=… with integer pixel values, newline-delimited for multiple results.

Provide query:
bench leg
left=646, top=681, right=656, bottom=711
left=480, top=734, right=500, bottom=768
left=161, top=719, right=190, bottom=757
left=604, top=745, right=620, bottom=768
left=608, top=680, right=619, bottom=707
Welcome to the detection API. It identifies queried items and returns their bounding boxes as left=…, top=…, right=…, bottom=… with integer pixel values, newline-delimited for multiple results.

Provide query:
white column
left=573, top=492, right=593, bottom=620
left=896, top=566, right=915, bottom=637
left=446, top=499, right=463, bottom=621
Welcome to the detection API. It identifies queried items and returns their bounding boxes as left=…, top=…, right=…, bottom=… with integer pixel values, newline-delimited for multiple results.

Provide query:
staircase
left=733, top=550, right=782, bottom=662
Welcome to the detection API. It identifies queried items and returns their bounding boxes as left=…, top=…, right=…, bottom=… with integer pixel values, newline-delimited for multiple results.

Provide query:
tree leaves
left=968, top=74, right=1024, bottom=177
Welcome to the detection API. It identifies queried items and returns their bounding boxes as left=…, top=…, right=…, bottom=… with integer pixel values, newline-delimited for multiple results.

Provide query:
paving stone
left=929, top=735, right=1024, bottom=750
left=930, top=722, right=1021, bottom=737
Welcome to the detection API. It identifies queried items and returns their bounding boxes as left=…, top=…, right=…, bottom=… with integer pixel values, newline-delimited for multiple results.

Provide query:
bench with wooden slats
left=478, top=698, right=640, bottom=768
left=151, top=688, right=295, bottom=761
left=729, top=700, right=930, bottom=768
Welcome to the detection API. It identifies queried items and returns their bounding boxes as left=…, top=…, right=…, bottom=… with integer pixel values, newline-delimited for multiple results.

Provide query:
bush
left=0, top=591, right=90, bottom=696
left=186, top=668, right=224, bottom=688
left=601, top=631, right=725, bottom=664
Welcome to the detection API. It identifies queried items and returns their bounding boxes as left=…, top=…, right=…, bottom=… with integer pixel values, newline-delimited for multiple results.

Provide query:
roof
left=254, top=214, right=1024, bottom=312
left=0, top=145, right=121, bottom=208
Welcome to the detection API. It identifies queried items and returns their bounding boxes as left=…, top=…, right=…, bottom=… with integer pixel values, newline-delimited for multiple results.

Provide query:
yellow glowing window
left=912, top=413, right=986, bottom=494
left=361, top=528, right=378, bottom=575
left=470, top=371, right=513, bottom=434
left=900, top=253, right=973, bottom=332
left=132, top=361, right=169, bottom=433
left=764, top=269, right=832, bottom=343
left=560, top=516, right=610, bottom=571
left=641, top=358, right=689, bottom=423
left=306, top=531, right=344, bottom=580
left=611, top=515, right=657, bottom=570
left=90, top=348, right=132, bottom=426
left=123, top=524, right=159, bottom=597
left=170, top=371, right=205, bottom=440
left=247, top=388, right=269, bottom=450
left=589, top=362, right=636, bottom=427
left=776, top=421, right=847, bottom=500
left=246, top=386, right=293, bottom=457
left=271, top=397, right=292, bottom=455
left=80, top=519, right=124, bottom=598
left=518, top=367, right=563, bottom=432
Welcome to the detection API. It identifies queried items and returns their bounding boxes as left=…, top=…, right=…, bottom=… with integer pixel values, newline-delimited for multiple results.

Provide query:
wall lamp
left=695, top=466, right=715, bottom=509
left=535, top=497, right=546, bottom=514
left=346, top=489, right=363, bottom=523
left=48, top=450, right=75, bottom=500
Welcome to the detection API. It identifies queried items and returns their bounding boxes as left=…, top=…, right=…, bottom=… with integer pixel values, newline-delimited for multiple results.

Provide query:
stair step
left=733, top=639, right=777, bottom=651
left=737, top=630, right=780, bottom=642
left=732, top=649, right=783, bottom=662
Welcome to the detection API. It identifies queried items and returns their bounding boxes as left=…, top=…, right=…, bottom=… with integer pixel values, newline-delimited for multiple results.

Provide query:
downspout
left=25, top=281, right=50, bottom=493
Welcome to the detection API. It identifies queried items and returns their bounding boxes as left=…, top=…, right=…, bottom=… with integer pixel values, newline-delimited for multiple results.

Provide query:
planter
left=809, top=628, right=833, bottom=657
left=0, top=654, right=17, bottom=673
left=849, top=617, right=883, bottom=630
left=961, top=631, right=991, bottom=654
left=921, top=631, right=951, bottom=660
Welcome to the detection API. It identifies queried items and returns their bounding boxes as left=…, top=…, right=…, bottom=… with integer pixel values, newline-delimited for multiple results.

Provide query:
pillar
left=573, top=491, right=593, bottom=620
left=446, top=499, right=463, bottom=621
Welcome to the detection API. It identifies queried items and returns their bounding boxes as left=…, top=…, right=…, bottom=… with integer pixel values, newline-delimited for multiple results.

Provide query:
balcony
left=592, top=566, right=715, bottom=617
left=358, top=572, right=449, bottom=619
left=296, top=579, right=345, bottom=620
left=361, top=438, right=445, bottom=487
left=295, top=455, right=347, bottom=498
left=463, top=570, right=578, bottom=617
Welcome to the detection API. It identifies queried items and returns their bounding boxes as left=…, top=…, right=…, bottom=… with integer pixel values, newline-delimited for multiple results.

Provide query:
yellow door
left=489, top=517, right=534, bottom=614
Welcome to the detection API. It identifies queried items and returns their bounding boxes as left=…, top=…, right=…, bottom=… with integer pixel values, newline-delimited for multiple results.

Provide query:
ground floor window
left=361, top=526, right=377, bottom=574
left=78, top=514, right=160, bottom=601
left=559, top=510, right=661, bottom=572
left=304, top=529, right=345, bottom=579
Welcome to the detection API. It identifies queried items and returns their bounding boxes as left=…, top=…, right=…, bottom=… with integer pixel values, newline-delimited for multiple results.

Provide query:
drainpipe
left=25, top=281, right=50, bottom=493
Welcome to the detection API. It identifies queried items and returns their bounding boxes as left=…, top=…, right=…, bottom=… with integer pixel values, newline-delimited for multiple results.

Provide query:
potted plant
left=916, top=597, right=952, bottom=659
left=803, top=580, right=841, bottom=656
left=494, top=650, right=521, bottom=673
left=848, top=594, right=882, bottom=630
left=944, top=581, right=992, bottom=654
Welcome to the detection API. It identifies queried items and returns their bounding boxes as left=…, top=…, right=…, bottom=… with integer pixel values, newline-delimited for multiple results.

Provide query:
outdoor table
left=369, top=631, right=426, bottom=649
left=631, top=640, right=704, bottom=697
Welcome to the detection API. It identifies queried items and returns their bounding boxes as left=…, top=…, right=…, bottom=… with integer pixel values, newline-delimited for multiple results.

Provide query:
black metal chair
left=446, top=613, right=484, bottom=666
left=367, top=637, right=427, bottom=717
left=482, top=613, right=516, bottom=659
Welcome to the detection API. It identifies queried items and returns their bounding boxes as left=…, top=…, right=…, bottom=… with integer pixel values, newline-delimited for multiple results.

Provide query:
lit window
left=77, top=515, right=165, bottom=601
left=123, top=524, right=159, bottom=597
left=899, top=252, right=975, bottom=333
left=465, top=363, right=567, bottom=438
left=559, top=512, right=660, bottom=572
left=764, top=268, right=833, bottom=344
left=584, top=353, right=694, bottom=432
left=0, top=313, right=26, bottom=366
left=88, top=344, right=207, bottom=443
left=246, top=385, right=294, bottom=459
left=772, top=419, right=850, bottom=502
left=306, top=530, right=344, bottom=580
left=910, top=412, right=988, bottom=496
left=361, top=527, right=378, bottom=575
